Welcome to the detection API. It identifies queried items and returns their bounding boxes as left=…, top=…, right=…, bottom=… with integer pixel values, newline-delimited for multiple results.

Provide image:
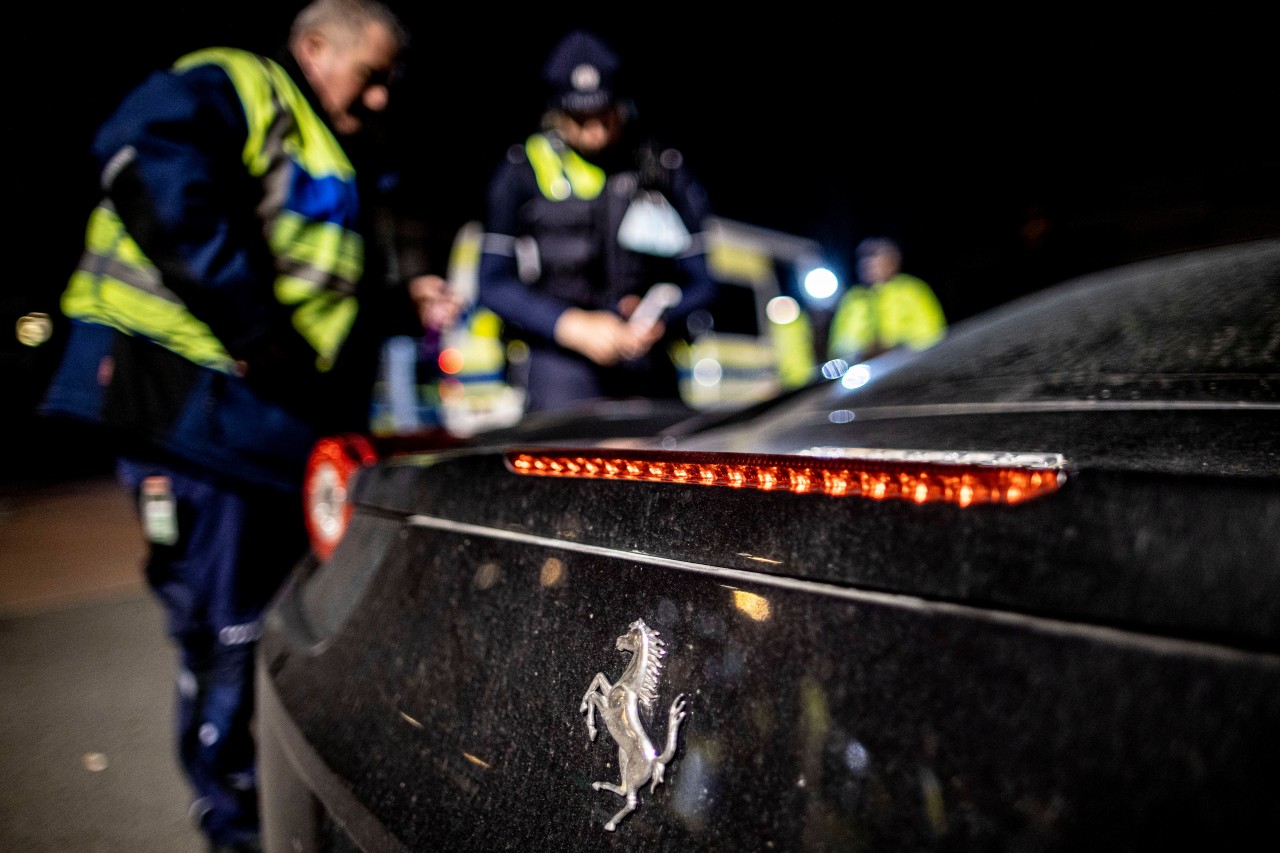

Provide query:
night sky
left=21, top=4, right=1280, bottom=316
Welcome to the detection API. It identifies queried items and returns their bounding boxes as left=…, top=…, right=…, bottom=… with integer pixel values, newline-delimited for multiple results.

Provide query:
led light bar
left=504, top=447, right=1067, bottom=506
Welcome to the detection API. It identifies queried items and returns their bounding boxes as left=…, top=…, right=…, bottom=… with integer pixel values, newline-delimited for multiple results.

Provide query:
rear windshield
left=828, top=239, right=1280, bottom=408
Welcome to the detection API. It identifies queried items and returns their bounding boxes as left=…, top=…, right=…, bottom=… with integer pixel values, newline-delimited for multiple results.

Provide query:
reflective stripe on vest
left=62, top=48, right=363, bottom=373
left=525, top=134, right=606, bottom=201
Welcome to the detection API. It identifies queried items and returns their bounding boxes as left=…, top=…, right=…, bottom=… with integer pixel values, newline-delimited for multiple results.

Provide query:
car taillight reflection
left=505, top=448, right=1067, bottom=506
left=304, top=433, right=379, bottom=560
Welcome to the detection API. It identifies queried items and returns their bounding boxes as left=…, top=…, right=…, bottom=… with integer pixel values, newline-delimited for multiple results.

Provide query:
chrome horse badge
left=580, top=618, right=688, bottom=831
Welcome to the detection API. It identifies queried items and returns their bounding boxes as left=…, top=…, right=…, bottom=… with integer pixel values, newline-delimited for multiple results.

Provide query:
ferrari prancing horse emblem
left=579, top=618, right=687, bottom=831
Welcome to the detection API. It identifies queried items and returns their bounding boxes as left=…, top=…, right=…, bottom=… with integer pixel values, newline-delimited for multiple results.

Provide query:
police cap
left=541, top=30, right=622, bottom=114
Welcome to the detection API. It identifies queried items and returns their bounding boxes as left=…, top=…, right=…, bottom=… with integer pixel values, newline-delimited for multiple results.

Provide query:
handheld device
left=628, top=283, right=682, bottom=333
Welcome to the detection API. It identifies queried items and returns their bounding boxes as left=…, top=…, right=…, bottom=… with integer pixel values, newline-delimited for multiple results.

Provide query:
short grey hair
left=289, top=0, right=409, bottom=52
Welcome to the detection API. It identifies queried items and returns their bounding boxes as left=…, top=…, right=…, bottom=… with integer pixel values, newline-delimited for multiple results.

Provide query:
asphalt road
left=0, top=474, right=207, bottom=853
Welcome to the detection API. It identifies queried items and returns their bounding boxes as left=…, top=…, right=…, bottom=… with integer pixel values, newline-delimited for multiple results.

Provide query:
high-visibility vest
left=517, top=132, right=669, bottom=313
left=61, top=48, right=364, bottom=375
left=525, top=132, right=607, bottom=201
left=828, top=274, right=946, bottom=361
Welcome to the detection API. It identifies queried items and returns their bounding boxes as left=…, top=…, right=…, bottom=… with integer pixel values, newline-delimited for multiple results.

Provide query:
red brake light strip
left=504, top=448, right=1066, bottom=506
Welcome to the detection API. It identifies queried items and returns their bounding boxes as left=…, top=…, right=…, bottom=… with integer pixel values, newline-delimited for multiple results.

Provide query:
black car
left=257, top=238, right=1280, bottom=852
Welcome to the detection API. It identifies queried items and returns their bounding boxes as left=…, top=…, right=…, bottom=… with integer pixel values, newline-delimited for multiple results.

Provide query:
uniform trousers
left=116, top=455, right=305, bottom=847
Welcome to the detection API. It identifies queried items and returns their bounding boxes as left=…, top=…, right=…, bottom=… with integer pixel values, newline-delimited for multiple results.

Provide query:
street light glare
left=803, top=267, right=839, bottom=300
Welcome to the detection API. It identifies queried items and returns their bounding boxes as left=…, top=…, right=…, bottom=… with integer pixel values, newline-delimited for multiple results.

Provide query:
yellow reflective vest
left=61, top=48, right=364, bottom=375
left=827, top=274, right=946, bottom=361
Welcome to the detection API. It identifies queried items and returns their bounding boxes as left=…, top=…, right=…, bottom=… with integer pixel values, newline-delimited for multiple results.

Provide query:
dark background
left=7, top=3, right=1278, bottom=478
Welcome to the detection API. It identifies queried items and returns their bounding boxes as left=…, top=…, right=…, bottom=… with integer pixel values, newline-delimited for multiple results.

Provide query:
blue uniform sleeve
left=662, top=159, right=718, bottom=331
left=93, top=62, right=278, bottom=358
left=475, top=154, right=574, bottom=343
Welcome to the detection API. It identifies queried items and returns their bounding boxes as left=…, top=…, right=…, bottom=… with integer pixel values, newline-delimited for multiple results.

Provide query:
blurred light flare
left=16, top=312, right=52, bottom=347
left=463, top=752, right=492, bottom=769
left=473, top=562, right=501, bottom=590
left=821, top=358, right=849, bottom=380
left=732, top=589, right=772, bottom=621
left=844, top=740, right=870, bottom=773
left=842, top=364, right=872, bottom=389
left=766, top=295, right=801, bottom=325
left=540, top=557, right=565, bottom=587
left=506, top=339, right=530, bottom=364
left=438, top=376, right=465, bottom=402
left=803, top=267, right=839, bottom=300
left=693, top=358, right=723, bottom=386
left=437, top=347, right=464, bottom=374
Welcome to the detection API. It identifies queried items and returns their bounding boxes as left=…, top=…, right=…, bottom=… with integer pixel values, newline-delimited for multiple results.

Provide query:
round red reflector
left=303, top=434, right=378, bottom=561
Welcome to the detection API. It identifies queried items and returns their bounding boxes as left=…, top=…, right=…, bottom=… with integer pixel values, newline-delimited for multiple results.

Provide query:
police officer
left=39, top=3, right=458, bottom=850
left=827, top=237, right=947, bottom=362
left=476, top=29, right=719, bottom=414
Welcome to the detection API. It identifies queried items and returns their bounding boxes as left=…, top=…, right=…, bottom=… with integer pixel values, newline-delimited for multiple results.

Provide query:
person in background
left=827, top=236, right=946, bottom=362
left=475, top=29, right=719, bottom=414
left=38, top=2, right=459, bottom=850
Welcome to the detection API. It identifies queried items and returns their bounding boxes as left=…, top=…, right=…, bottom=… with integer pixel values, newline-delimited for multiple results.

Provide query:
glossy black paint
left=261, top=508, right=1279, bottom=851
left=258, top=240, right=1280, bottom=852
left=344, top=448, right=1279, bottom=648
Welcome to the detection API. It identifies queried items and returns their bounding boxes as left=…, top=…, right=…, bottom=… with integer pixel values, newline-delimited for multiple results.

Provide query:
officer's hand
left=409, top=274, right=463, bottom=332
left=616, top=294, right=641, bottom=319
left=554, top=308, right=628, bottom=365
left=616, top=319, right=664, bottom=361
